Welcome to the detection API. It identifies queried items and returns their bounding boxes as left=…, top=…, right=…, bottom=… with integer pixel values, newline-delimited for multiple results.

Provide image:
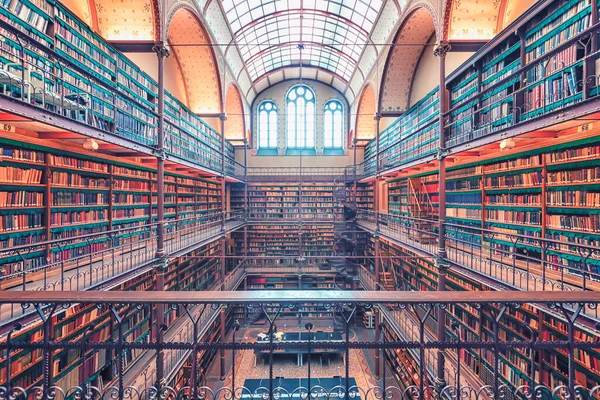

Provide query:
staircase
left=380, top=254, right=396, bottom=291
left=407, top=178, right=437, bottom=244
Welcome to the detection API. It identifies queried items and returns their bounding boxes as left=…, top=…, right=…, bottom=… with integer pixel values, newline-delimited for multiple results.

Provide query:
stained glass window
left=258, top=101, right=278, bottom=149
left=324, top=100, right=344, bottom=148
left=286, top=85, right=315, bottom=149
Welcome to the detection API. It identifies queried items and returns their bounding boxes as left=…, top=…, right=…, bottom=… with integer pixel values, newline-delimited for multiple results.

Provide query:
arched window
left=323, top=100, right=344, bottom=148
left=257, top=101, right=278, bottom=149
left=286, top=85, right=315, bottom=149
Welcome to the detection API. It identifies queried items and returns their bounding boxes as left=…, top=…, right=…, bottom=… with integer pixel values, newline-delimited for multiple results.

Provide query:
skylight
left=221, top=0, right=383, bottom=82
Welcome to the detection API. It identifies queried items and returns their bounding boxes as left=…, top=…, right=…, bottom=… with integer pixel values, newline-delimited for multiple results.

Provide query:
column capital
left=373, top=112, right=382, bottom=121
left=219, top=113, right=228, bottom=122
left=154, top=256, right=170, bottom=272
left=435, top=147, right=449, bottom=160
left=433, top=41, right=451, bottom=58
left=152, top=42, right=170, bottom=59
left=435, top=257, right=450, bottom=272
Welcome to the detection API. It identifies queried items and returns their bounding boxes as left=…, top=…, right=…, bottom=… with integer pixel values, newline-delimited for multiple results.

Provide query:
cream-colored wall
left=409, top=38, right=474, bottom=107
left=125, top=52, right=222, bottom=132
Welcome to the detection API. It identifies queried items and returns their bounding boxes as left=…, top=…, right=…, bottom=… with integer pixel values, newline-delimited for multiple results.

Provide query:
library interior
left=1, top=0, right=600, bottom=398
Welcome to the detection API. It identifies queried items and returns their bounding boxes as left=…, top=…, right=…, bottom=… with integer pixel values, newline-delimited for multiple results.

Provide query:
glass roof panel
left=223, top=0, right=384, bottom=83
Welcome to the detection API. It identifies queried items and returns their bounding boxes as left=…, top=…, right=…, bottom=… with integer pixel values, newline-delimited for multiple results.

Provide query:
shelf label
left=578, top=123, right=593, bottom=133
left=1, top=124, right=15, bottom=133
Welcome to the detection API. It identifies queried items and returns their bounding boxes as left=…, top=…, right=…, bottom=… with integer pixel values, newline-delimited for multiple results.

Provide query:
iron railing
left=356, top=23, right=600, bottom=179
left=0, top=291, right=598, bottom=400
left=356, top=210, right=600, bottom=300
left=0, top=210, right=244, bottom=320
left=246, top=167, right=347, bottom=183
left=0, top=22, right=241, bottom=179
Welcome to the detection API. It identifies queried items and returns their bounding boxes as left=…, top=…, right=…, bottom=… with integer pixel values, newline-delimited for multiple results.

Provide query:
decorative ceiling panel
left=95, top=0, right=156, bottom=40
left=448, top=0, right=501, bottom=40
left=356, top=84, right=376, bottom=139
left=225, top=85, right=246, bottom=139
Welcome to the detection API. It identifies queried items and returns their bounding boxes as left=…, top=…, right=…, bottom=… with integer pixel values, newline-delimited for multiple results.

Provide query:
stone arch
left=166, top=5, right=222, bottom=113
left=225, top=83, right=246, bottom=141
left=355, top=84, right=377, bottom=142
left=379, top=6, right=438, bottom=113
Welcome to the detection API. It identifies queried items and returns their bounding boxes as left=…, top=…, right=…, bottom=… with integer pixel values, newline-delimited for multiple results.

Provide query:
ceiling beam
left=448, top=41, right=487, bottom=52
left=109, top=41, right=155, bottom=53
left=38, top=132, right=83, bottom=139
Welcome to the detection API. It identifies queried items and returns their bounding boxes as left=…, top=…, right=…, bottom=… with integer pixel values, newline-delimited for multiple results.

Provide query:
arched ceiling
left=221, top=0, right=385, bottom=87
left=356, top=84, right=377, bottom=141
left=167, top=7, right=222, bottom=114
left=380, top=7, right=436, bottom=113
left=225, top=84, right=246, bottom=140
left=445, top=0, right=537, bottom=40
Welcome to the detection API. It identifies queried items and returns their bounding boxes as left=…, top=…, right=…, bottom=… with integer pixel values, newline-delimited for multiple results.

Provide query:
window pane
left=269, top=111, right=278, bottom=148
left=306, top=101, right=315, bottom=148
left=333, top=109, right=343, bottom=147
left=258, top=102, right=277, bottom=149
left=287, top=101, right=296, bottom=147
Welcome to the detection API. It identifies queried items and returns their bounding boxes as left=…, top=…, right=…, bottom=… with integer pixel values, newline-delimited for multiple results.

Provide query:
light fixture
left=499, top=138, right=515, bottom=151
left=83, top=139, right=99, bottom=151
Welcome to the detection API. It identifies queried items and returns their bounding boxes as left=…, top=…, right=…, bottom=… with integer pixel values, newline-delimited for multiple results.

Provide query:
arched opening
left=225, top=84, right=246, bottom=143
left=167, top=7, right=222, bottom=114
left=380, top=7, right=437, bottom=113
left=355, top=84, right=377, bottom=143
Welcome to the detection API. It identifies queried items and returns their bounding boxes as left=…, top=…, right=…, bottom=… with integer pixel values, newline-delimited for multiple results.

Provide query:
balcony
left=0, top=290, right=598, bottom=400
left=0, top=210, right=245, bottom=322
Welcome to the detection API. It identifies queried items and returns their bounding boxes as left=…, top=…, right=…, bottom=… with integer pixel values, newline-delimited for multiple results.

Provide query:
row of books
left=546, top=214, right=599, bottom=232
left=547, top=167, right=600, bottom=183
left=486, top=209, right=542, bottom=224
left=52, top=172, right=109, bottom=188
left=0, top=212, right=43, bottom=231
left=0, top=190, right=43, bottom=207
left=50, top=210, right=107, bottom=225
left=484, top=172, right=543, bottom=188
left=446, top=208, right=482, bottom=219
left=48, top=155, right=108, bottom=172
left=526, top=45, right=579, bottom=83
left=486, top=193, right=541, bottom=205
left=0, top=166, right=43, bottom=184
left=0, top=147, right=45, bottom=163
left=547, top=145, right=600, bottom=162
left=547, top=190, right=600, bottom=206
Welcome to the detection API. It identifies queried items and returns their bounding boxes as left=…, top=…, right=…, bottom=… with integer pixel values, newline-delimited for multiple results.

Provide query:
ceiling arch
left=167, top=6, right=222, bottom=114
left=355, top=83, right=377, bottom=141
left=225, top=84, right=246, bottom=141
left=379, top=6, right=437, bottom=113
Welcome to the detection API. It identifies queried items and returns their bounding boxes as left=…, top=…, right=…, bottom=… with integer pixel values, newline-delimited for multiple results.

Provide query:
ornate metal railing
left=0, top=291, right=598, bottom=400
left=0, top=210, right=244, bottom=320
left=356, top=210, right=600, bottom=301
left=246, top=167, right=347, bottom=183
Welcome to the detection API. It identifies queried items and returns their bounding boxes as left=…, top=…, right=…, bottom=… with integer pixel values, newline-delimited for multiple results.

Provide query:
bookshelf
left=0, top=1, right=233, bottom=176
left=353, top=182, right=373, bottom=210
left=0, top=237, right=224, bottom=390
left=0, top=138, right=223, bottom=281
left=233, top=224, right=335, bottom=267
left=369, top=235, right=600, bottom=392
left=234, top=183, right=339, bottom=221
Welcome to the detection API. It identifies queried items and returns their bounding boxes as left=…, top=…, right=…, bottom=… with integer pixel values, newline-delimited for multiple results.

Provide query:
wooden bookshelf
left=0, top=139, right=223, bottom=279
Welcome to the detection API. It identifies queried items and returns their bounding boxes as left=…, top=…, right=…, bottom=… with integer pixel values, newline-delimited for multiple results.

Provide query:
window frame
left=323, top=99, right=344, bottom=149
left=286, top=85, right=316, bottom=150
left=257, top=100, right=278, bottom=150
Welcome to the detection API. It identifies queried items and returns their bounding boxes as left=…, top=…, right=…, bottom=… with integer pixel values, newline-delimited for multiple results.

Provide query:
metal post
left=433, top=40, right=451, bottom=393
left=374, top=308, right=381, bottom=378
left=374, top=234, right=380, bottom=290
left=305, top=322, right=313, bottom=395
left=374, top=114, right=381, bottom=231
left=221, top=113, right=227, bottom=231
left=353, top=138, right=358, bottom=210
left=152, top=42, right=169, bottom=261
left=152, top=42, right=170, bottom=390
left=243, top=138, right=248, bottom=221
left=220, top=307, right=226, bottom=380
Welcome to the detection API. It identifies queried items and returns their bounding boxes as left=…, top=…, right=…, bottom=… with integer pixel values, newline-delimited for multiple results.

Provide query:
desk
left=241, top=377, right=360, bottom=399
left=254, top=331, right=344, bottom=367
